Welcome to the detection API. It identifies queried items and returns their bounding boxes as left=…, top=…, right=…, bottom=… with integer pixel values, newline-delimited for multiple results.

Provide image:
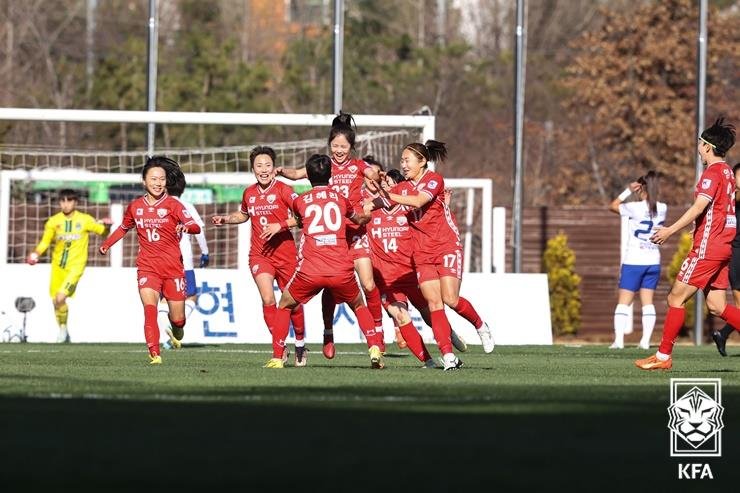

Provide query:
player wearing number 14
left=99, top=157, right=201, bottom=364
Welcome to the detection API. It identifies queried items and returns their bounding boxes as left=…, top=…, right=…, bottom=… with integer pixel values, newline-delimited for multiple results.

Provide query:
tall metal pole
left=146, top=0, right=159, bottom=156
left=512, top=0, right=526, bottom=273
left=694, top=0, right=708, bottom=345
left=85, top=0, right=97, bottom=98
left=332, top=0, right=344, bottom=114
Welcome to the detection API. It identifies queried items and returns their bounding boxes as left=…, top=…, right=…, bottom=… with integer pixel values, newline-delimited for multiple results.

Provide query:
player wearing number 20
left=264, top=154, right=384, bottom=369
left=99, top=157, right=201, bottom=364
left=608, top=171, right=666, bottom=350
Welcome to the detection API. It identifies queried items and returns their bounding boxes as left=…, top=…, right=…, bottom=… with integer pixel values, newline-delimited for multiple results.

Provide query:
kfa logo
left=668, top=378, right=723, bottom=480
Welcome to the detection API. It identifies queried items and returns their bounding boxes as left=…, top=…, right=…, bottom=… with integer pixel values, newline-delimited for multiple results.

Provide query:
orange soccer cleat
left=634, top=354, right=672, bottom=371
left=323, top=335, right=335, bottom=359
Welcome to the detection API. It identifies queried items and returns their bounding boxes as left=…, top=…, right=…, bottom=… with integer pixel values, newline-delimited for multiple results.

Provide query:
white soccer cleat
left=451, top=330, right=468, bottom=352
left=442, top=353, right=463, bottom=371
left=476, top=322, right=494, bottom=353
left=56, top=327, right=70, bottom=343
left=637, top=341, right=650, bottom=350
left=609, top=342, right=623, bottom=349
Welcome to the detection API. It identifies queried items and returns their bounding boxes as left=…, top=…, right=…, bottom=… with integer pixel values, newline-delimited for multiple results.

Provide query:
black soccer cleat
left=711, top=331, right=728, bottom=357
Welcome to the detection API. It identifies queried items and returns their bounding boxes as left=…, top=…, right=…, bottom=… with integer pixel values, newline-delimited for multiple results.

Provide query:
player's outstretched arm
left=212, top=211, right=249, bottom=226
left=275, top=167, right=307, bottom=180
left=650, top=195, right=710, bottom=245
left=99, top=226, right=127, bottom=255
left=383, top=189, right=432, bottom=209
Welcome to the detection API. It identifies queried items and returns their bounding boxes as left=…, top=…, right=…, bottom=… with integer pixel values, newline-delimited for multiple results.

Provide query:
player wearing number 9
left=608, top=171, right=667, bottom=350
left=99, top=157, right=201, bottom=364
left=211, top=146, right=308, bottom=366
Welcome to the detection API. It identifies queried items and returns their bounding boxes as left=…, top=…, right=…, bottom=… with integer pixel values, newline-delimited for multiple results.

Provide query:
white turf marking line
left=28, top=392, right=500, bottom=404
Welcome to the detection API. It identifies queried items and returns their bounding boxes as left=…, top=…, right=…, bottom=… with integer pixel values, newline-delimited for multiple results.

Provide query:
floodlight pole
left=512, top=0, right=526, bottom=273
left=332, top=0, right=345, bottom=114
left=694, top=0, right=708, bottom=346
left=146, top=0, right=159, bottom=156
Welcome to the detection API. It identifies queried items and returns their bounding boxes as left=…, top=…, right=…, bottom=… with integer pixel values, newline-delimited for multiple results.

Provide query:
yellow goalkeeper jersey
left=35, top=210, right=107, bottom=270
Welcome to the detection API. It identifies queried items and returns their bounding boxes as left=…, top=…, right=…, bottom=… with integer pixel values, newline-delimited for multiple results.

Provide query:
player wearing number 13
left=636, top=117, right=740, bottom=370
left=99, top=157, right=201, bottom=364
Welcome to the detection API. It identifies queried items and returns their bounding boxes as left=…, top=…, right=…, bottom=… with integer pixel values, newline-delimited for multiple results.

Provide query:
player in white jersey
left=608, top=171, right=666, bottom=349
left=160, top=168, right=209, bottom=349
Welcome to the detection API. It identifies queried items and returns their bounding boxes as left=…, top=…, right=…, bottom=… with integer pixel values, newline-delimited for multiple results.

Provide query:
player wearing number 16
left=608, top=171, right=666, bottom=350
left=99, top=157, right=201, bottom=365
left=636, top=117, right=739, bottom=370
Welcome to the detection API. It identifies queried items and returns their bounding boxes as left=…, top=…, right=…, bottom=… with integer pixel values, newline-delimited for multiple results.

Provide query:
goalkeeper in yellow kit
left=26, top=189, right=111, bottom=342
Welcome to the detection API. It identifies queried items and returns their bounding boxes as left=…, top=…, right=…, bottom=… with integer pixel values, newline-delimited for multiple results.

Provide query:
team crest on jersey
left=136, top=208, right=143, bottom=216
left=156, top=208, right=168, bottom=218
left=396, top=216, right=408, bottom=226
left=373, top=217, right=382, bottom=225
left=267, top=194, right=276, bottom=204
left=75, top=222, right=82, bottom=230
left=249, top=196, right=256, bottom=204
left=428, top=180, right=438, bottom=190
left=701, top=179, right=712, bottom=190
left=349, top=165, right=358, bottom=173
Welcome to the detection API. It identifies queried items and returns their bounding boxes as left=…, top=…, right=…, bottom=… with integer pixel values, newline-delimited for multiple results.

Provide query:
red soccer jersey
left=292, top=185, right=357, bottom=277
left=121, top=194, right=197, bottom=277
left=395, top=170, right=461, bottom=261
left=367, top=204, right=414, bottom=283
left=693, top=161, right=736, bottom=260
left=331, top=157, right=369, bottom=238
left=240, top=179, right=298, bottom=258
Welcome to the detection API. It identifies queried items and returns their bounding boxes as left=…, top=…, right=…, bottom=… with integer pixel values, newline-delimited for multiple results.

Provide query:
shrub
left=543, top=233, right=582, bottom=336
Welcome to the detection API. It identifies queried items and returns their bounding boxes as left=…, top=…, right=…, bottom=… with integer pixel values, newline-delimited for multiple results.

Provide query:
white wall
left=0, top=265, right=552, bottom=346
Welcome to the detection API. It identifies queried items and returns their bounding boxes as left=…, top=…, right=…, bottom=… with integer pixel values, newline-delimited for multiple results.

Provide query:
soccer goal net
left=0, top=110, right=492, bottom=273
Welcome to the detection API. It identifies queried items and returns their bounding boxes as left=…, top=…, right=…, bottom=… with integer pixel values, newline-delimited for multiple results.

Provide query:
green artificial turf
left=0, top=343, right=737, bottom=491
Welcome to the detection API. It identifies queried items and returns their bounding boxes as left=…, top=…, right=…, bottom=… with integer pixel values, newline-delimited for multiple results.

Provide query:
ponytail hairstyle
left=700, top=116, right=736, bottom=158
left=637, top=170, right=659, bottom=218
left=142, top=156, right=185, bottom=196
left=328, top=111, right=357, bottom=150
left=403, top=140, right=448, bottom=167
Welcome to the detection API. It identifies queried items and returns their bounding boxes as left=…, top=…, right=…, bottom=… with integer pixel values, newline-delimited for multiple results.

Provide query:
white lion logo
left=668, top=386, right=724, bottom=449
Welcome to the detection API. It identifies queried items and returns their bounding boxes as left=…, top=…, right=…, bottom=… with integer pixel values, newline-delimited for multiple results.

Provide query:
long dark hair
left=637, top=170, right=659, bottom=218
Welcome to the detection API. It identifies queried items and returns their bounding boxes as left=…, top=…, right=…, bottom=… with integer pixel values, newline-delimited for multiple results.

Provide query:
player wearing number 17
left=377, top=140, right=494, bottom=370
left=636, top=117, right=738, bottom=370
left=99, top=157, right=201, bottom=365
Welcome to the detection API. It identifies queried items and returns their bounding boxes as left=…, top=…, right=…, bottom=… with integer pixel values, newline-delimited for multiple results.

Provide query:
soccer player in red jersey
left=377, top=140, right=494, bottom=370
left=278, top=112, right=384, bottom=359
left=211, top=146, right=308, bottom=366
left=99, top=156, right=201, bottom=364
left=264, top=154, right=383, bottom=369
left=636, top=118, right=738, bottom=370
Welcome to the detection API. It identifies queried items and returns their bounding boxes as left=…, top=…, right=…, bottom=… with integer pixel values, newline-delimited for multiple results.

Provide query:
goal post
left=0, top=169, right=491, bottom=272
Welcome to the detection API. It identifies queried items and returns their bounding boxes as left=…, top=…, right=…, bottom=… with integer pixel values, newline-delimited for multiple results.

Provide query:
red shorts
left=676, top=252, right=729, bottom=290
left=285, top=270, right=361, bottom=305
left=415, top=248, right=463, bottom=284
left=137, top=271, right=186, bottom=301
left=350, top=232, right=371, bottom=261
left=249, top=254, right=297, bottom=290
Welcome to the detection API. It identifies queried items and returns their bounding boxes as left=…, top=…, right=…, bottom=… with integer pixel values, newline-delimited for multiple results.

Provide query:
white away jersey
left=619, top=200, right=667, bottom=265
left=176, top=198, right=207, bottom=271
